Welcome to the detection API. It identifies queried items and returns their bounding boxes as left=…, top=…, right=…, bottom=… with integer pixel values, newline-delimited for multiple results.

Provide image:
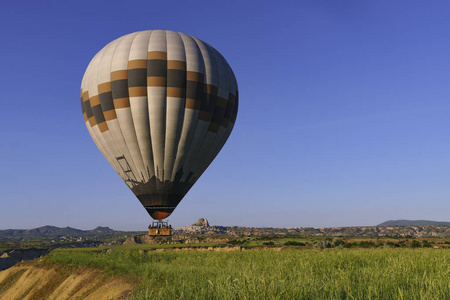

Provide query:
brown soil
left=0, top=263, right=135, bottom=300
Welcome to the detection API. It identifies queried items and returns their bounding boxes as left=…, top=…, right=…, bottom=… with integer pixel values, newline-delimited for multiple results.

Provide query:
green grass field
left=45, top=247, right=450, bottom=299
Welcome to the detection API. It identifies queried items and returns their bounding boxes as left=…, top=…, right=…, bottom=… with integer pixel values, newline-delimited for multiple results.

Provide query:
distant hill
left=0, top=226, right=144, bottom=241
left=3, top=220, right=450, bottom=242
left=378, top=220, right=450, bottom=226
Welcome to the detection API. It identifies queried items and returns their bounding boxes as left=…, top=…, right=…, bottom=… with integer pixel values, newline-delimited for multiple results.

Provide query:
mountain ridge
left=377, top=220, right=450, bottom=226
left=0, top=225, right=142, bottom=241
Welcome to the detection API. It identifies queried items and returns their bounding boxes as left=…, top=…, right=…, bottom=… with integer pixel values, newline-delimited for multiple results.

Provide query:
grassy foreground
left=46, top=248, right=450, bottom=299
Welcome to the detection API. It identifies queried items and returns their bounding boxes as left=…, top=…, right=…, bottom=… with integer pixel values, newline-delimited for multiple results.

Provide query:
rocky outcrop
left=174, top=218, right=230, bottom=235
left=194, top=218, right=209, bottom=227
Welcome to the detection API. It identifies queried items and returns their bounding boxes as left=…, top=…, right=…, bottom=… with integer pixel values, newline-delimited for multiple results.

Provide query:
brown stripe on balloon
left=90, top=95, right=100, bottom=106
left=185, top=98, right=201, bottom=110
left=88, top=116, right=97, bottom=127
left=111, top=70, right=128, bottom=81
left=147, top=51, right=167, bottom=60
left=167, top=60, right=186, bottom=70
left=206, top=84, right=218, bottom=95
left=82, top=91, right=89, bottom=102
left=186, top=71, right=204, bottom=82
left=104, top=110, right=117, bottom=121
left=128, top=59, right=147, bottom=69
left=98, top=121, right=109, bottom=133
left=129, top=86, right=147, bottom=97
left=98, top=82, right=111, bottom=94
left=114, top=97, right=131, bottom=109
left=147, top=77, right=167, bottom=86
left=167, top=87, right=185, bottom=98
left=83, top=113, right=88, bottom=122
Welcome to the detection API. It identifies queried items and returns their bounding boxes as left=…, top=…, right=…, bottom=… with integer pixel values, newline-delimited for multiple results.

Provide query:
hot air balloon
left=80, top=30, right=238, bottom=233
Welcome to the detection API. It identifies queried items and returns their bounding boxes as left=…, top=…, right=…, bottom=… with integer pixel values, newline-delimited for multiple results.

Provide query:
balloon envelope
left=80, top=30, right=238, bottom=220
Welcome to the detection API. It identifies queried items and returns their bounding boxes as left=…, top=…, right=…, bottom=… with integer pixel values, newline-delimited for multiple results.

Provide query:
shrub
left=376, top=241, right=385, bottom=247
left=343, top=242, right=358, bottom=248
left=332, top=238, right=345, bottom=247
left=359, top=241, right=376, bottom=248
left=254, top=235, right=275, bottom=241
left=411, top=240, right=421, bottom=248
left=314, top=240, right=333, bottom=249
left=422, top=240, right=432, bottom=248
left=262, top=241, right=274, bottom=246
left=385, top=241, right=398, bottom=248
left=284, top=241, right=306, bottom=246
left=227, top=239, right=246, bottom=246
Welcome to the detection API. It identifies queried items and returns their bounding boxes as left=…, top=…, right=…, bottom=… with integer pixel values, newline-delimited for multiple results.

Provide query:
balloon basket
left=148, top=220, right=172, bottom=236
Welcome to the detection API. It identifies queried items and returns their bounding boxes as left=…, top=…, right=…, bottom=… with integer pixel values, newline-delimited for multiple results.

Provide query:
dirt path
left=0, top=263, right=136, bottom=299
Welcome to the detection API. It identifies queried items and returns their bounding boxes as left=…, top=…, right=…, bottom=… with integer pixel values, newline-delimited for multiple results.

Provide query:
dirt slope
left=0, top=263, right=135, bottom=299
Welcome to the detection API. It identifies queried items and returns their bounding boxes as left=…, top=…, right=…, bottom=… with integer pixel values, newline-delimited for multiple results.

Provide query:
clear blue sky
left=1, top=1, right=449, bottom=230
